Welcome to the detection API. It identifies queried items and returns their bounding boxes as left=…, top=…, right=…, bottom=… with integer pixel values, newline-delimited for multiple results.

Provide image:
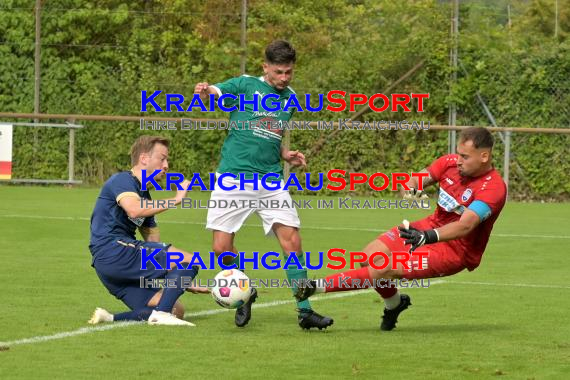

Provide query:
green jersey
left=212, top=75, right=296, bottom=179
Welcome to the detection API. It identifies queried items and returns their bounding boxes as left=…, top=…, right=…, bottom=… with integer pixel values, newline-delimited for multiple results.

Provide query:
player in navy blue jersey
left=88, top=136, right=207, bottom=326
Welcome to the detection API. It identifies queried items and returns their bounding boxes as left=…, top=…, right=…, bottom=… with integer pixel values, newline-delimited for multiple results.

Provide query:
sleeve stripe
left=116, top=191, right=140, bottom=204
left=210, top=85, right=222, bottom=98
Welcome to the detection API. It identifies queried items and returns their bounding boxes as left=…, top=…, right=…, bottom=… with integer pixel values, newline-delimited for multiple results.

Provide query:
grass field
left=0, top=186, right=569, bottom=379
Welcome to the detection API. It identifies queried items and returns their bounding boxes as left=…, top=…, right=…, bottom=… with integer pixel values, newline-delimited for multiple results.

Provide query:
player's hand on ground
left=282, top=150, right=307, bottom=169
left=194, top=82, right=210, bottom=100
left=403, top=187, right=429, bottom=200
left=398, top=221, right=439, bottom=253
left=175, top=180, right=191, bottom=204
left=185, top=285, right=211, bottom=294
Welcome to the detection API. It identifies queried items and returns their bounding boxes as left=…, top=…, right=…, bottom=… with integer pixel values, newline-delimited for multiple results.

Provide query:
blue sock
left=114, top=307, right=153, bottom=321
left=155, top=266, right=199, bottom=313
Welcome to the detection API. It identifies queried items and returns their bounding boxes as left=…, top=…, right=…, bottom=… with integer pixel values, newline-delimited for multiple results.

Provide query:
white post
left=68, top=124, right=75, bottom=183
left=503, top=130, right=511, bottom=195
left=448, top=0, right=459, bottom=153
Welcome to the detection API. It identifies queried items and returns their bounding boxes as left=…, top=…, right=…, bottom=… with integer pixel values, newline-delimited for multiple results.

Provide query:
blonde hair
left=130, top=136, right=170, bottom=166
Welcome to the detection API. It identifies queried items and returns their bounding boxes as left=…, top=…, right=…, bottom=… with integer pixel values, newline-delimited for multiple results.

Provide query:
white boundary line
left=445, top=280, right=570, bottom=289
left=2, top=214, right=569, bottom=239
left=3, top=279, right=570, bottom=348
left=0, top=322, right=140, bottom=348
left=0, top=286, right=383, bottom=348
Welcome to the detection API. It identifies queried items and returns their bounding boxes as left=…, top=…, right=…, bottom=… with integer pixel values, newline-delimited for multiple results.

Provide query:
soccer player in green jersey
left=194, top=40, right=333, bottom=330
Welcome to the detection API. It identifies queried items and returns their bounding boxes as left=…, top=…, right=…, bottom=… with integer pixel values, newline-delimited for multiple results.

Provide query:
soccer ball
left=211, top=269, right=252, bottom=309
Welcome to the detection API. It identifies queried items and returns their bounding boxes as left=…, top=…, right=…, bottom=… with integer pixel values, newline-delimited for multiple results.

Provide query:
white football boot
left=147, top=310, right=195, bottom=326
left=88, top=307, right=113, bottom=324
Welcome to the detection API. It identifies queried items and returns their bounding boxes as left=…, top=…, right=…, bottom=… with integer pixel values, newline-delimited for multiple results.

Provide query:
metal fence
left=0, top=121, right=83, bottom=184
left=1, top=112, right=569, bottom=200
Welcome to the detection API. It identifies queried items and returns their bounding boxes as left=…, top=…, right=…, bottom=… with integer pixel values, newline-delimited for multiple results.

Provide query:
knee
left=359, top=241, right=377, bottom=267
left=367, top=266, right=399, bottom=280
left=368, top=253, right=401, bottom=280
left=359, top=249, right=371, bottom=268
left=212, top=241, right=233, bottom=255
left=382, top=268, right=401, bottom=279
left=281, top=234, right=302, bottom=254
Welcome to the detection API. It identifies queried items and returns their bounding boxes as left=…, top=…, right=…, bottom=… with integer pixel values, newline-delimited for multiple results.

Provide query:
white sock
left=384, top=289, right=401, bottom=310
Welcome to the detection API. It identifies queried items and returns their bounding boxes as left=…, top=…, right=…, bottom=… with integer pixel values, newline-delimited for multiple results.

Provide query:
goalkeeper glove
left=398, top=221, right=439, bottom=252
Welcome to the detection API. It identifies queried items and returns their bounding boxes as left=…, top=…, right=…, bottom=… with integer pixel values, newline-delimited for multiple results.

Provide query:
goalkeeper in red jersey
left=296, top=127, right=507, bottom=331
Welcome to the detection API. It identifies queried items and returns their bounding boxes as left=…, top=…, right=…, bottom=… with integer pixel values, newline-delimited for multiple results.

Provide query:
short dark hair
left=130, top=136, right=170, bottom=166
left=265, top=40, right=296, bottom=65
left=459, top=127, right=494, bottom=149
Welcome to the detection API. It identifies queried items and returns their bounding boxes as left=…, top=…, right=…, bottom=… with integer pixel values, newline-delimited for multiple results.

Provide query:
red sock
left=323, top=267, right=373, bottom=293
left=373, top=280, right=398, bottom=299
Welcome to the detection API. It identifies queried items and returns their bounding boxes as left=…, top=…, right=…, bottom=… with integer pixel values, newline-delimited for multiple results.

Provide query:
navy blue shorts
left=92, top=240, right=171, bottom=310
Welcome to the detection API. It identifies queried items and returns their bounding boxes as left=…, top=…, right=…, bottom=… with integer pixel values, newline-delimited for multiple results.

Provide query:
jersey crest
left=461, top=188, right=473, bottom=202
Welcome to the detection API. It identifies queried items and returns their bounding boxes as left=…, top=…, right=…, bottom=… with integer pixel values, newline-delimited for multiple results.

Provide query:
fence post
left=503, top=130, right=511, bottom=195
left=448, top=0, right=459, bottom=154
left=240, top=0, right=247, bottom=75
left=34, top=0, right=41, bottom=123
left=68, top=120, right=75, bottom=183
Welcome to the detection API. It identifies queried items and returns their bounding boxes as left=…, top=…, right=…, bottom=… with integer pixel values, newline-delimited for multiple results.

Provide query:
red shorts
left=378, top=226, right=466, bottom=280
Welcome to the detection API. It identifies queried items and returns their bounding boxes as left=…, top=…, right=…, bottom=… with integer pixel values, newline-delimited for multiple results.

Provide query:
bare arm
left=434, top=209, right=480, bottom=242
left=399, top=208, right=481, bottom=252
left=118, top=179, right=191, bottom=219
left=139, top=226, right=160, bottom=242
left=281, top=147, right=307, bottom=169
left=400, top=168, right=437, bottom=197
left=194, top=82, right=220, bottom=100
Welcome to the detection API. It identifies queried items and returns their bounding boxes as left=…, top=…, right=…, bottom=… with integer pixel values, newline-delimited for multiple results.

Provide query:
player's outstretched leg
left=380, top=294, right=411, bottom=331
left=272, top=225, right=333, bottom=330
left=148, top=265, right=199, bottom=326
left=211, top=234, right=256, bottom=327
left=296, top=270, right=413, bottom=331
left=88, top=307, right=114, bottom=324
left=148, top=310, right=195, bottom=326
left=88, top=307, right=154, bottom=324
left=287, top=255, right=333, bottom=330
left=293, top=277, right=340, bottom=335
left=294, top=279, right=317, bottom=302
left=298, top=309, right=334, bottom=331
left=235, top=287, right=258, bottom=327
left=89, top=304, right=191, bottom=325
left=290, top=277, right=334, bottom=330
left=222, top=252, right=259, bottom=327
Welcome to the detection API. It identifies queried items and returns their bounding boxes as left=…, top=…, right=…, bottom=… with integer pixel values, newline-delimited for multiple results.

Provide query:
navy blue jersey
left=89, top=171, right=156, bottom=255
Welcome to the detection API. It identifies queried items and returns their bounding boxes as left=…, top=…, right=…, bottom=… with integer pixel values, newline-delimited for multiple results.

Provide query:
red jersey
left=412, top=154, right=507, bottom=271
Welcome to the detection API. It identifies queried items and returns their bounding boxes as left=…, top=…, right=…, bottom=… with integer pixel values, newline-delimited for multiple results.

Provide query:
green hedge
left=2, top=0, right=569, bottom=198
